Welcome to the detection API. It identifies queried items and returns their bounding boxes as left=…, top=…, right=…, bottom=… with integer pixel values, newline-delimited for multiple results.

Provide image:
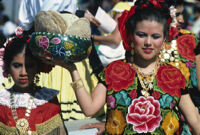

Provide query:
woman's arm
left=64, top=64, right=107, bottom=117
left=179, top=94, right=200, bottom=135
left=196, top=54, right=200, bottom=90
left=92, top=26, right=121, bottom=46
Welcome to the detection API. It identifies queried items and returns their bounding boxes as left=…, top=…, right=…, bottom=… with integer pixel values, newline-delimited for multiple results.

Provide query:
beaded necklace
left=10, top=91, right=34, bottom=135
left=131, top=58, right=160, bottom=97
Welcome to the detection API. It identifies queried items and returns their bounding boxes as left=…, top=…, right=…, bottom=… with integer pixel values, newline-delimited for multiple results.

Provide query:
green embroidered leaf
left=123, top=124, right=137, bottom=135
left=127, top=77, right=138, bottom=90
left=160, top=108, right=170, bottom=118
left=107, top=90, right=114, bottom=95
left=153, top=79, right=165, bottom=94
left=98, top=71, right=105, bottom=82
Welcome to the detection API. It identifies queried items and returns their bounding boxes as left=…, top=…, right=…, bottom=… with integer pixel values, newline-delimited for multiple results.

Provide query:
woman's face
left=132, top=20, right=165, bottom=61
left=9, top=48, right=38, bottom=91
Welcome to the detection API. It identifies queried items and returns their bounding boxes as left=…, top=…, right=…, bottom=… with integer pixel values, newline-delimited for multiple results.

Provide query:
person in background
left=0, top=15, right=17, bottom=38
left=57, top=0, right=200, bottom=134
left=0, top=32, right=67, bottom=135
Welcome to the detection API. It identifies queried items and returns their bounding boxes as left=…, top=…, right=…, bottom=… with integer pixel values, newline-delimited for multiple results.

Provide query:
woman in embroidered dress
left=0, top=33, right=67, bottom=134
left=59, top=0, right=200, bottom=134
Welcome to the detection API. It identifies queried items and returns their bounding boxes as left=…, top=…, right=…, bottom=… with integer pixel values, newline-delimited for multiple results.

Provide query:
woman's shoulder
left=35, top=87, right=59, bottom=101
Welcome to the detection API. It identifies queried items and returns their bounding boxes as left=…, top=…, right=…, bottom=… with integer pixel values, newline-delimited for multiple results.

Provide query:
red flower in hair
left=141, top=4, right=148, bottom=8
left=26, top=38, right=30, bottom=44
left=118, top=6, right=136, bottom=50
left=149, top=0, right=162, bottom=8
left=168, top=27, right=179, bottom=41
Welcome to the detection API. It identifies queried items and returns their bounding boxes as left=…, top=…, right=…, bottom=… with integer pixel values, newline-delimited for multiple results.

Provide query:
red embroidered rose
left=177, top=34, right=196, bottom=61
left=168, top=27, right=179, bottom=41
left=130, top=89, right=137, bottom=99
left=127, top=96, right=162, bottom=133
left=152, top=91, right=161, bottom=100
left=156, top=65, right=185, bottom=97
left=105, top=60, right=136, bottom=92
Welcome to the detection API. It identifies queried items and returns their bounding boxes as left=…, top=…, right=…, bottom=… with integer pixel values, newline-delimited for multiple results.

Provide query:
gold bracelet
left=71, top=79, right=84, bottom=90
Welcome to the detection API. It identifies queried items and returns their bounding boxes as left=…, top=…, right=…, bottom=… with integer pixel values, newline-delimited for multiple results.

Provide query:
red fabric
left=0, top=101, right=60, bottom=131
left=105, top=60, right=136, bottom=92
left=156, top=65, right=186, bottom=97
left=177, top=34, right=196, bottom=61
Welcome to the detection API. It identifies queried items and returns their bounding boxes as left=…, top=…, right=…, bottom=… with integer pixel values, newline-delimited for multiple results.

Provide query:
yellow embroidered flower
left=161, top=112, right=179, bottom=135
left=169, top=61, right=190, bottom=81
left=179, top=29, right=191, bottom=34
left=64, top=42, right=74, bottom=49
left=106, top=109, right=127, bottom=134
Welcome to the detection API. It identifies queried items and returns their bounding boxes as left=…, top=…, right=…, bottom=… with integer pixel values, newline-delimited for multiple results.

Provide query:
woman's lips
left=143, top=48, right=153, bottom=54
left=19, top=79, right=28, bottom=83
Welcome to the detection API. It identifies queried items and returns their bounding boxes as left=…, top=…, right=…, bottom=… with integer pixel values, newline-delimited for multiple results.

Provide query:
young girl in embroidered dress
left=58, top=0, right=200, bottom=134
left=0, top=31, right=67, bottom=134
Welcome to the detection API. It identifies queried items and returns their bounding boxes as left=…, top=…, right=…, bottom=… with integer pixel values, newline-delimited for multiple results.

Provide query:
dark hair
left=166, top=0, right=184, bottom=8
left=3, top=34, right=54, bottom=75
left=125, top=0, right=170, bottom=38
left=3, top=35, right=30, bottom=74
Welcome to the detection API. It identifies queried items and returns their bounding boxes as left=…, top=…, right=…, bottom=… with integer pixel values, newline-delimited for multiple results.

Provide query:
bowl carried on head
left=30, top=10, right=92, bottom=64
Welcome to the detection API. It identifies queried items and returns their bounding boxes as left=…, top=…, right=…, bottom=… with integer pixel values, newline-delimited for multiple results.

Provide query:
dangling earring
left=8, top=74, right=12, bottom=83
left=130, top=43, right=134, bottom=63
left=34, top=74, right=40, bottom=84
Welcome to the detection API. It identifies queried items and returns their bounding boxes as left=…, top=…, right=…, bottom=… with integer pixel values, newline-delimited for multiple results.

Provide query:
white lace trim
left=0, top=87, right=59, bottom=108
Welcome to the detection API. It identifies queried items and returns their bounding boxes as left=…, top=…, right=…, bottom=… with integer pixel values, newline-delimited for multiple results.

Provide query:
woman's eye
left=152, top=34, right=161, bottom=39
left=135, top=32, right=146, bottom=37
left=12, top=63, right=21, bottom=68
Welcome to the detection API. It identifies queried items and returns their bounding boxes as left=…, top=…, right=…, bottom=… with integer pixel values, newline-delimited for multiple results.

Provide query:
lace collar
left=0, top=87, right=59, bottom=109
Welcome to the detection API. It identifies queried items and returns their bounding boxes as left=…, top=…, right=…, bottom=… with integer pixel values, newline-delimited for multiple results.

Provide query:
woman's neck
left=12, top=84, right=38, bottom=94
left=132, top=55, right=158, bottom=75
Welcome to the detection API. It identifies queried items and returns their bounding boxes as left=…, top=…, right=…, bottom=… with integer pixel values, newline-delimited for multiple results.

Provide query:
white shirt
left=18, top=0, right=78, bottom=30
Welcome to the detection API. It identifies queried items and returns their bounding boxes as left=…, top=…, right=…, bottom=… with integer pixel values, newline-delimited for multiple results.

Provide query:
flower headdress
left=118, top=0, right=171, bottom=51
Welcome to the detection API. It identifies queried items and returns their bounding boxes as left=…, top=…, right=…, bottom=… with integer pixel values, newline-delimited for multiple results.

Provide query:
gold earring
left=130, top=43, right=134, bottom=63
left=8, top=74, right=12, bottom=83
left=34, top=74, right=40, bottom=84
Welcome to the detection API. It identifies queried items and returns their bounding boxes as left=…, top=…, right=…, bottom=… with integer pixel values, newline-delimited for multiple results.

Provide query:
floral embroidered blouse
left=98, top=60, right=190, bottom=134
left=0, top=87, right=66, bottom=135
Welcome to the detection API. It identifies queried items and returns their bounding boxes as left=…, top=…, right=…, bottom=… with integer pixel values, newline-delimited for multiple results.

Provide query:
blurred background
left=0, top=0, right=200, bottom=44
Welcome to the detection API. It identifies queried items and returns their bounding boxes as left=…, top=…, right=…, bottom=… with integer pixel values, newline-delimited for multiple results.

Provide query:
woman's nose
left=145, top=37, right=152, bottom=46
left=21, top=65, right=27, bottom=75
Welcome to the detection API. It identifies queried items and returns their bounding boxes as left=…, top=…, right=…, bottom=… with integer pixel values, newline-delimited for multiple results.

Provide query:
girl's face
left=9, top=48, right=38, bottom=91
left=132, top=20, right=165, bottom=61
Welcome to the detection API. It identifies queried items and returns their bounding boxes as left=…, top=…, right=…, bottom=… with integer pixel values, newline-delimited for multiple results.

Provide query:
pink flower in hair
left=15, top=26, right=24, bottom=36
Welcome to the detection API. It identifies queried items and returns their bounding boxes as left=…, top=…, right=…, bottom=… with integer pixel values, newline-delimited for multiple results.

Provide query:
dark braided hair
left=125, top=0, right=171, bottom=38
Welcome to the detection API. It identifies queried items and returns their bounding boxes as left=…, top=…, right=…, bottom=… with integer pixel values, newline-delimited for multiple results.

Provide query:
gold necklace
left=131, top=59, right=160, bottom=97
left=10, top=92, right=34, bottom=135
